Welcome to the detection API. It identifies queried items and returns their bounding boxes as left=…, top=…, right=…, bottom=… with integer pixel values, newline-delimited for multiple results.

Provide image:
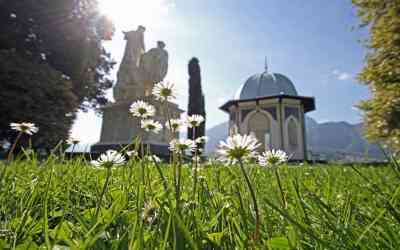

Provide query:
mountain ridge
left=204, top=117, right=384, bottom=160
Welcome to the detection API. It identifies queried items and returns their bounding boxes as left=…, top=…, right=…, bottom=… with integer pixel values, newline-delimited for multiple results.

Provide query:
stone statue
left=93, top=26, right=183, bottom=156
left=114, top=25, right=146, bottom=101
left=113, top=26, right=169, bottom=101
left=121, top=26, right=145, bottom=68
left=141, top=41, right=169, bottom=86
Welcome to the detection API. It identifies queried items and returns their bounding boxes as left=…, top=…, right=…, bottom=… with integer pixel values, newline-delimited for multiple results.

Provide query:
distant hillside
left=205, top=122, right=229, bottom=155
left=205, top=117, right=384, bottom=160
left=305, top=118, right=383, bottom=160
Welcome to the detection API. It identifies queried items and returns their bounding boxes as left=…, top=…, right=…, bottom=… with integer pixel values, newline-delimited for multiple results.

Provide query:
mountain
left=205, top=117, right=384, bottom=160
left=305, top=117, right=383, bottom=160
left=205, top=121, right=229, bottom=154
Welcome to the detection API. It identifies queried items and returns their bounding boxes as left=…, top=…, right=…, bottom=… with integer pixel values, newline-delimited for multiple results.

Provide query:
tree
left=0, top=50, right=78, bottom=149
left=353, top=0, right=400, bottom=151
left=0, top=0, right=115, bottom=148
left=0, top=0, right=115, bottom=110
left=187, top=57, right=206, bottom=151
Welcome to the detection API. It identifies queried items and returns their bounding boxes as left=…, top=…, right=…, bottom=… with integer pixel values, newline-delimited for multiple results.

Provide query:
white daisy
left=195, top=136, right=208, bottom=144
left=127, top=150, right=138, bottom=158
left=186, top=114, right=204, bottom=128
left=207, top=158, right=217, bottom=165
left=10, top=122, right=39, bottom=135
left=130, top=101, right=156, bottom=119
left=142, top=201, right=158, bottom=225
left=192, top=155, right=202, bottom=163
left=165, top=118, right=183, bottom=132
left=258, top=149, right=288, bottom=167
left=153, top=155, right=161, bottom=163
left=152, top=81, right=177, bottom=102
left=24, top=149, right=34, bottom=155
left=169, top=138, right=196, bottom=153
left=27, top=33, right=37, bottom=40
left=141, top=119, right=163, bottom=134
left=91, top=150, right=126, bottom=168
left=61, top=74, right=71, bottom=80
left=66, top=137, right=80, bottom=145
left=217, top=134, right=260, bottom=163
left=217, top=156, right=239, bottom=165
left=146, top=154, right=161, bottom=163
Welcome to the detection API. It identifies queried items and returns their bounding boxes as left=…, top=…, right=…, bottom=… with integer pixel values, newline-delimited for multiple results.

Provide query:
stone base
left=92, top=97, right=183, bottom=157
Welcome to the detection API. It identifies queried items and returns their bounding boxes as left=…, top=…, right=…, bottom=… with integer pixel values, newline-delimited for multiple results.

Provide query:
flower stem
left=238, top=158, right=260, bottom=242
left=176, top=152, right=183, bottom=209
left=95, top=166, right=112, bottom=219
left=192, top=158, right=198, bottom=201
left=173, top=159, right=178, bottom=197
left=136, top=118, right=146, bottom=186
left=43, top=164, right=54, bottom=249
left=177, top=153, right=182, bottom=195
left=165, top=102, right=173, bottom=140
left=7, top=132, right=22, bottom=162
left=192, top=128, right=198, bottom=201
left=274, top=168, right=287, bottom=208
left=138, top=126, right=146, bottom=188
left=192, top=127, right=196, bottom=147
left=71, top=144, right=76, bottom=156
left=152, top=156, right=170, bottom=198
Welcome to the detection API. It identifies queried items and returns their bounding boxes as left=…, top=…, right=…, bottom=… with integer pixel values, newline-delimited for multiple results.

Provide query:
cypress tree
left=187, top=57, right=206, bottom=151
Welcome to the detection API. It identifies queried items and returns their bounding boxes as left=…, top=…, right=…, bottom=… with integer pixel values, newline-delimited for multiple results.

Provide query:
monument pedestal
left=91, top=96, right=183, bottom=157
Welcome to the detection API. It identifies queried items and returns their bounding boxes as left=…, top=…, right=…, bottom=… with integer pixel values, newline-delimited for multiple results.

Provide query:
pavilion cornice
left=219, top=94, right=315, bottom=113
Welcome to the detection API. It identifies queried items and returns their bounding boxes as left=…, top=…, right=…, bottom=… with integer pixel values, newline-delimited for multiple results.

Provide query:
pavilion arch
left=285, top=115, right=302, bottom=154
left=242, top=110, right=276, bottom=151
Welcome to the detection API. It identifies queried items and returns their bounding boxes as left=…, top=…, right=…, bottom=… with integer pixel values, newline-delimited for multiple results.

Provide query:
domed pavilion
left=220, top=64, right=315, bottom=160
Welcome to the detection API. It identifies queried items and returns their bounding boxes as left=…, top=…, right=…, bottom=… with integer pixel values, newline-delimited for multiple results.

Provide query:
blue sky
left=71, top=0, right=370, bottom=142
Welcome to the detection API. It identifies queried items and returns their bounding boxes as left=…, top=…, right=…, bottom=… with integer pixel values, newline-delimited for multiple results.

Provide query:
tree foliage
left=0, top=0, right=115, bottom=148
left=0, top=50, right=78, bottom=149
left=0, top=0, right=115, bottom=110
left=353, top=0, right=400, bottom=151
left=187, top=57, right=206, bottom=149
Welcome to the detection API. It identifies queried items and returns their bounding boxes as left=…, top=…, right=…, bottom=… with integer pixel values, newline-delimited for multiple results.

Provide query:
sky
left=71, top=0, right=370, bottom=143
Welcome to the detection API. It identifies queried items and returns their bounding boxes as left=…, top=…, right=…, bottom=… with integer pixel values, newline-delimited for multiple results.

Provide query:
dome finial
left=264, top=56, right=268, bottom=73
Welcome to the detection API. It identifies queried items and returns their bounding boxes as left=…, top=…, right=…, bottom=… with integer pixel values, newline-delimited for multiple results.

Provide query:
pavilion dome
left=234, top=71, right=298, bottom=100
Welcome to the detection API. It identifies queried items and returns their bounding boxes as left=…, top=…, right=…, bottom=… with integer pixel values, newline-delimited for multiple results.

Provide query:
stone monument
left=92, top=26, right=183, bottom=156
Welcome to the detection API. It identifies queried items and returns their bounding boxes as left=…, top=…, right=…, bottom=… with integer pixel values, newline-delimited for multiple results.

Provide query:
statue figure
left=113, top=26, right=169, bottom=101
left=141, top=41, right=169, bottom=86
left=120, top=25, right=145, bottom=69
left=114, top=25, right=146, bottom=101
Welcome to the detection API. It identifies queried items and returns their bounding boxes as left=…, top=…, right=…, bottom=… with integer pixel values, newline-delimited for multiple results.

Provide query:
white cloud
left=338, top=72, right=352, bottom=80
left=332, top=69, right=352, bottom=81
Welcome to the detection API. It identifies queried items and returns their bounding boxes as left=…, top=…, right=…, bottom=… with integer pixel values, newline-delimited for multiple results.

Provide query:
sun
left=98, top=0, right=172, bottom=30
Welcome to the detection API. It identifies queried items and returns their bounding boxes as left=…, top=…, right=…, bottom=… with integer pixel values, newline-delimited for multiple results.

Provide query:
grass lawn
left=0, top=156, right=399, bottom=249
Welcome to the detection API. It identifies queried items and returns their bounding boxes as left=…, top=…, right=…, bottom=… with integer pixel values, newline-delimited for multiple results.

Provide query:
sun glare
left=98, top=0, right=172, bottom=30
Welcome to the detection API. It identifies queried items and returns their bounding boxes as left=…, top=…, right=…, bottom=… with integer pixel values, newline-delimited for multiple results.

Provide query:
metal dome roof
left=234, top=72, right=298, bottom=100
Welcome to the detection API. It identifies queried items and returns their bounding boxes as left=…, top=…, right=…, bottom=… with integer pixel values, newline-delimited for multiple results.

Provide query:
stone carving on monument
left=92, top=25, right=183, bottom=155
